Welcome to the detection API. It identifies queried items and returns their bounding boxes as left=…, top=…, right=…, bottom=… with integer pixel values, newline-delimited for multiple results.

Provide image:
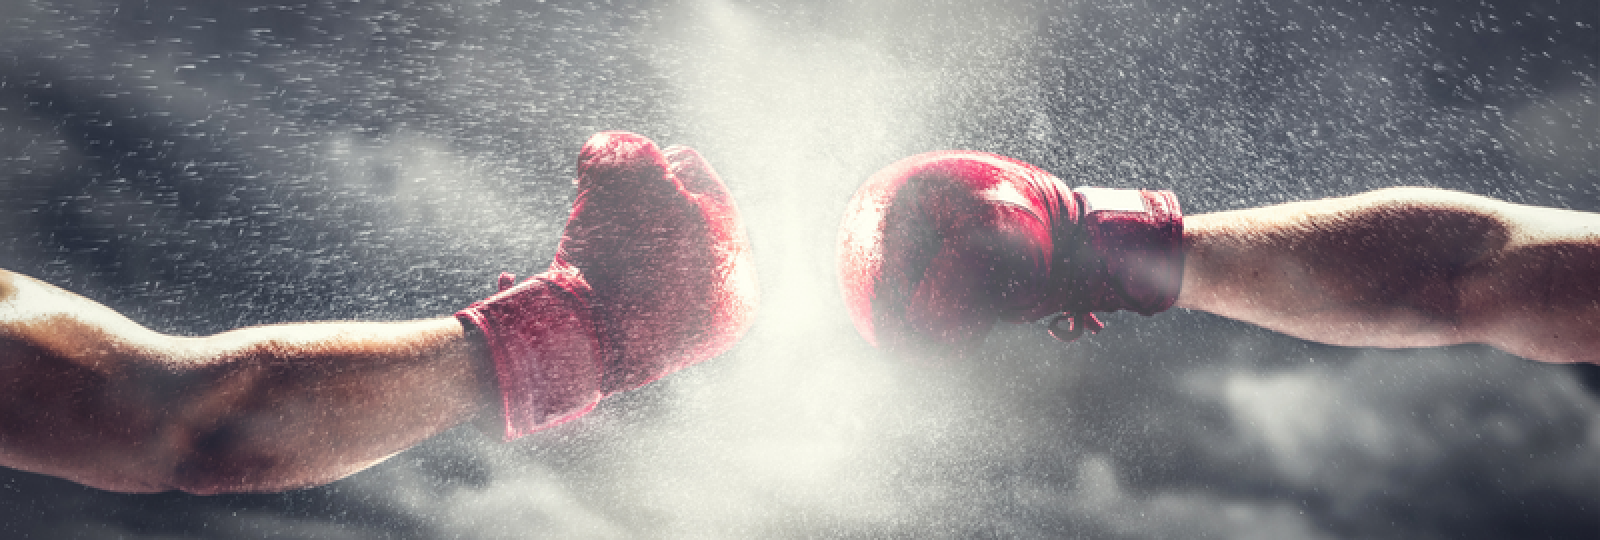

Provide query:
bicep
left=0, top=269, right=189, bottom=492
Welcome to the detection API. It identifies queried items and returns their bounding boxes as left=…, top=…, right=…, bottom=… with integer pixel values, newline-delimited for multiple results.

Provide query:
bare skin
left=0, top=132, right=754, bottom=497
left=1177, top=187, right=1600, bottom=364
left=0, top=268, right=499, bottom=494
left=0, top=186, right=1592, bottom=496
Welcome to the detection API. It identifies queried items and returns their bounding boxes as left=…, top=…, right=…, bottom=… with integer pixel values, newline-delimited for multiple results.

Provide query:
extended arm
left=0, top=132, right=756, bottom=495
left=838, top=154, right=1598, bottom=364
left=1176, top=187, right=1600, bottom=364
left=0, top=268, right=498, bottom=494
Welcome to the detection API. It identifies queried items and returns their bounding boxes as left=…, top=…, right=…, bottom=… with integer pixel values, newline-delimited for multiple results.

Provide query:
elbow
left=163, top=408, right=374, bottom=495
left=166, top=451, right=272, bottom=496
left=98, top=415, right=261, bottom=495
left=164, top=422, right=327, bottom=495
left=151, top=344, right=312, bottom=494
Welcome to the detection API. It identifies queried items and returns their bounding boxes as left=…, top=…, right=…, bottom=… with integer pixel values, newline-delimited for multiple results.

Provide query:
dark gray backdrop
left=1, top=0, right=1596, bottom=538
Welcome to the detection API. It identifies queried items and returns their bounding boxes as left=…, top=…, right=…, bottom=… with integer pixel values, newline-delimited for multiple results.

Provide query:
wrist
left=453, top=314, right=508, bottom=437
left=456, top=270, right=607, bottom=440
left=1074, top=187, right=1186, bottom=315
left=1031, top=186, right=1185, bottom=341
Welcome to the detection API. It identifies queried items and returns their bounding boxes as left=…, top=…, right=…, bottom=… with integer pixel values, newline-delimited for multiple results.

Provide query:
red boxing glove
left=837, top=151, right=1182, bottom=351
left=457, top=132, right=758, bottom=440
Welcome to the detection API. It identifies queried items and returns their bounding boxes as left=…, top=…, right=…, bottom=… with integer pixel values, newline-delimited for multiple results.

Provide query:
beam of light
left=364, top=1, right=1066, bottom=536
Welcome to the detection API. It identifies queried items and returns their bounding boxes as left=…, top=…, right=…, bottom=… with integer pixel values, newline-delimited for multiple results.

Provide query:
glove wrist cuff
left=1073, top=187, right=1186, bottom=316
left=456, top=271, right=606, bottom=441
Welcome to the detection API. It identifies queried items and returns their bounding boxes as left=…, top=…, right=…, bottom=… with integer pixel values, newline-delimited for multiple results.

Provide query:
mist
left=1, top=0, right=1596, bottom=538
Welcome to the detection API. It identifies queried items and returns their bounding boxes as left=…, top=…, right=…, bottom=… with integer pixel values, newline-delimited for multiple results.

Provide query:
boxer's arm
left=1175, top=187, right=1600, bottom=364
left=0, top=268, right=499, bottom=494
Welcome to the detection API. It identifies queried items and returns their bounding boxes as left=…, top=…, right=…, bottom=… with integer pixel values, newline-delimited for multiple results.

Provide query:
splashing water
left=0, top=0, right=1595, bottom=538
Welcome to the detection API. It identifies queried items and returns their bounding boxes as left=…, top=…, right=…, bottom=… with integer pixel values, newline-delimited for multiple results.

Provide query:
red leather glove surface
left=458, top=131, right=757, bottom=439
left=837, top=151, right=1182, bottom=352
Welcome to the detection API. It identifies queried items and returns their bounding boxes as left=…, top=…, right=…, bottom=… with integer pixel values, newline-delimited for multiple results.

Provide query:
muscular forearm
left=1173, top=188, right=1497, bottom=347
left=1173, top=187, right=1600, bottom=364
left=165, top=318, right=497, bottom=494
left=0, top=270, right=498, bottom=494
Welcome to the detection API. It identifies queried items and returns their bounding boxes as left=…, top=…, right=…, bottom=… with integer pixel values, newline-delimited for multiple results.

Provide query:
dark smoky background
left=1, top=0, right=1596, bottom=538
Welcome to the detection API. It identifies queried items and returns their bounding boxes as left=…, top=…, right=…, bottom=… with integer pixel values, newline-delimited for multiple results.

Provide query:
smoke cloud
left=0, top=0, right=1595, bottom=538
